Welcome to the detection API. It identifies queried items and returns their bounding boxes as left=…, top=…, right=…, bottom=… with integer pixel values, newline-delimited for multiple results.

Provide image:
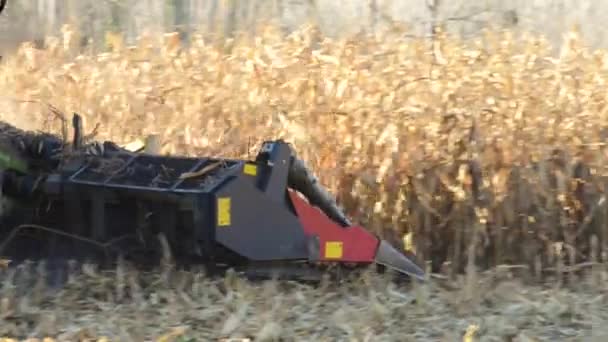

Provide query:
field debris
left=0, top=264, right=604, bottom=340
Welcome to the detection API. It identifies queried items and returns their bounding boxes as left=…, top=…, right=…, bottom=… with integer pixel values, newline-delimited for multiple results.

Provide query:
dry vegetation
left=0, top=262, right=606, bottom=341
left=1, top=23, right=608, bottom=340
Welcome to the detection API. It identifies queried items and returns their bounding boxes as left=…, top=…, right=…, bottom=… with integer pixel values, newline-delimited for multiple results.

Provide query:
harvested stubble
left=1, top=23, right=608, bottom=339
left=0, top=260, right=606, bottom=341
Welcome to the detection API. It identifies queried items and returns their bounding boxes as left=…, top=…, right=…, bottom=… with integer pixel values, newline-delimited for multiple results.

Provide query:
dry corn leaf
left=462, top=324, right=479, bottom=342
left=179, top=161, right=223, bottom=180
left=156, top=326, right=188, bottom=342
left=121, top=139, right=146, bottom=152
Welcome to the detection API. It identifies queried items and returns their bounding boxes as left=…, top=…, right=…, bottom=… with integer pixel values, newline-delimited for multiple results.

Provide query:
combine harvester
left=0, top=115, right=425, bottom=283
left=0, top=1, right=423, bottom=283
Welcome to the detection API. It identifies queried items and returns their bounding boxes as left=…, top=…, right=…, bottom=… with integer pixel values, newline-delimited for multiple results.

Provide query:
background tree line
left=0, top=0, right=605, bottom=55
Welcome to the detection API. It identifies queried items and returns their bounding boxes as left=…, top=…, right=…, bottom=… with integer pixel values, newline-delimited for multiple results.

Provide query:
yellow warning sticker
left=217, top=197, right=231, bottom=226
left=324, top=241, right=343, bottom=259
left=243, top=163, right=257, bottom=176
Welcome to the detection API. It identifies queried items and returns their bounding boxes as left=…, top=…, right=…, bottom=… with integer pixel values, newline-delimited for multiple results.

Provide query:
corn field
left=6, top=22, right=608, bottom=277
left=1, top=21, right=608, bottom=340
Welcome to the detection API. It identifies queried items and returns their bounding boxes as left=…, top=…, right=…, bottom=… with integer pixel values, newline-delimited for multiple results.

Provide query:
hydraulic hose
left=287, top=155, right=352, bottom=227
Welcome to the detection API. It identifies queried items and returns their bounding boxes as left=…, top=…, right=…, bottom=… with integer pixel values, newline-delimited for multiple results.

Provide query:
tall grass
left=1, top=23, right=607, bottom=280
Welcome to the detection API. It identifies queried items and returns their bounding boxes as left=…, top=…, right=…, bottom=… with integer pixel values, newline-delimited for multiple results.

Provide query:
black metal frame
left=0, top=141, right=313, bottom=266
left=0, top=132, right=387, bottom=282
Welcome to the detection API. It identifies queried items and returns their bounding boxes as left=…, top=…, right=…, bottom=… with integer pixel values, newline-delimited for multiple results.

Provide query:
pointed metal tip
left=374, top=240, right=426, bottom=281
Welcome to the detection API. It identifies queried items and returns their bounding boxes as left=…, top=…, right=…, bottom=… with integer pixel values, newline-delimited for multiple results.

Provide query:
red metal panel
left=288, top=190, right=378, bottom=262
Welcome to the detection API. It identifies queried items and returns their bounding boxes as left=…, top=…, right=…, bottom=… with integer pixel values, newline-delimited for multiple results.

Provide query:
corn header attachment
left=0, top=116, right=424, bottom=283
